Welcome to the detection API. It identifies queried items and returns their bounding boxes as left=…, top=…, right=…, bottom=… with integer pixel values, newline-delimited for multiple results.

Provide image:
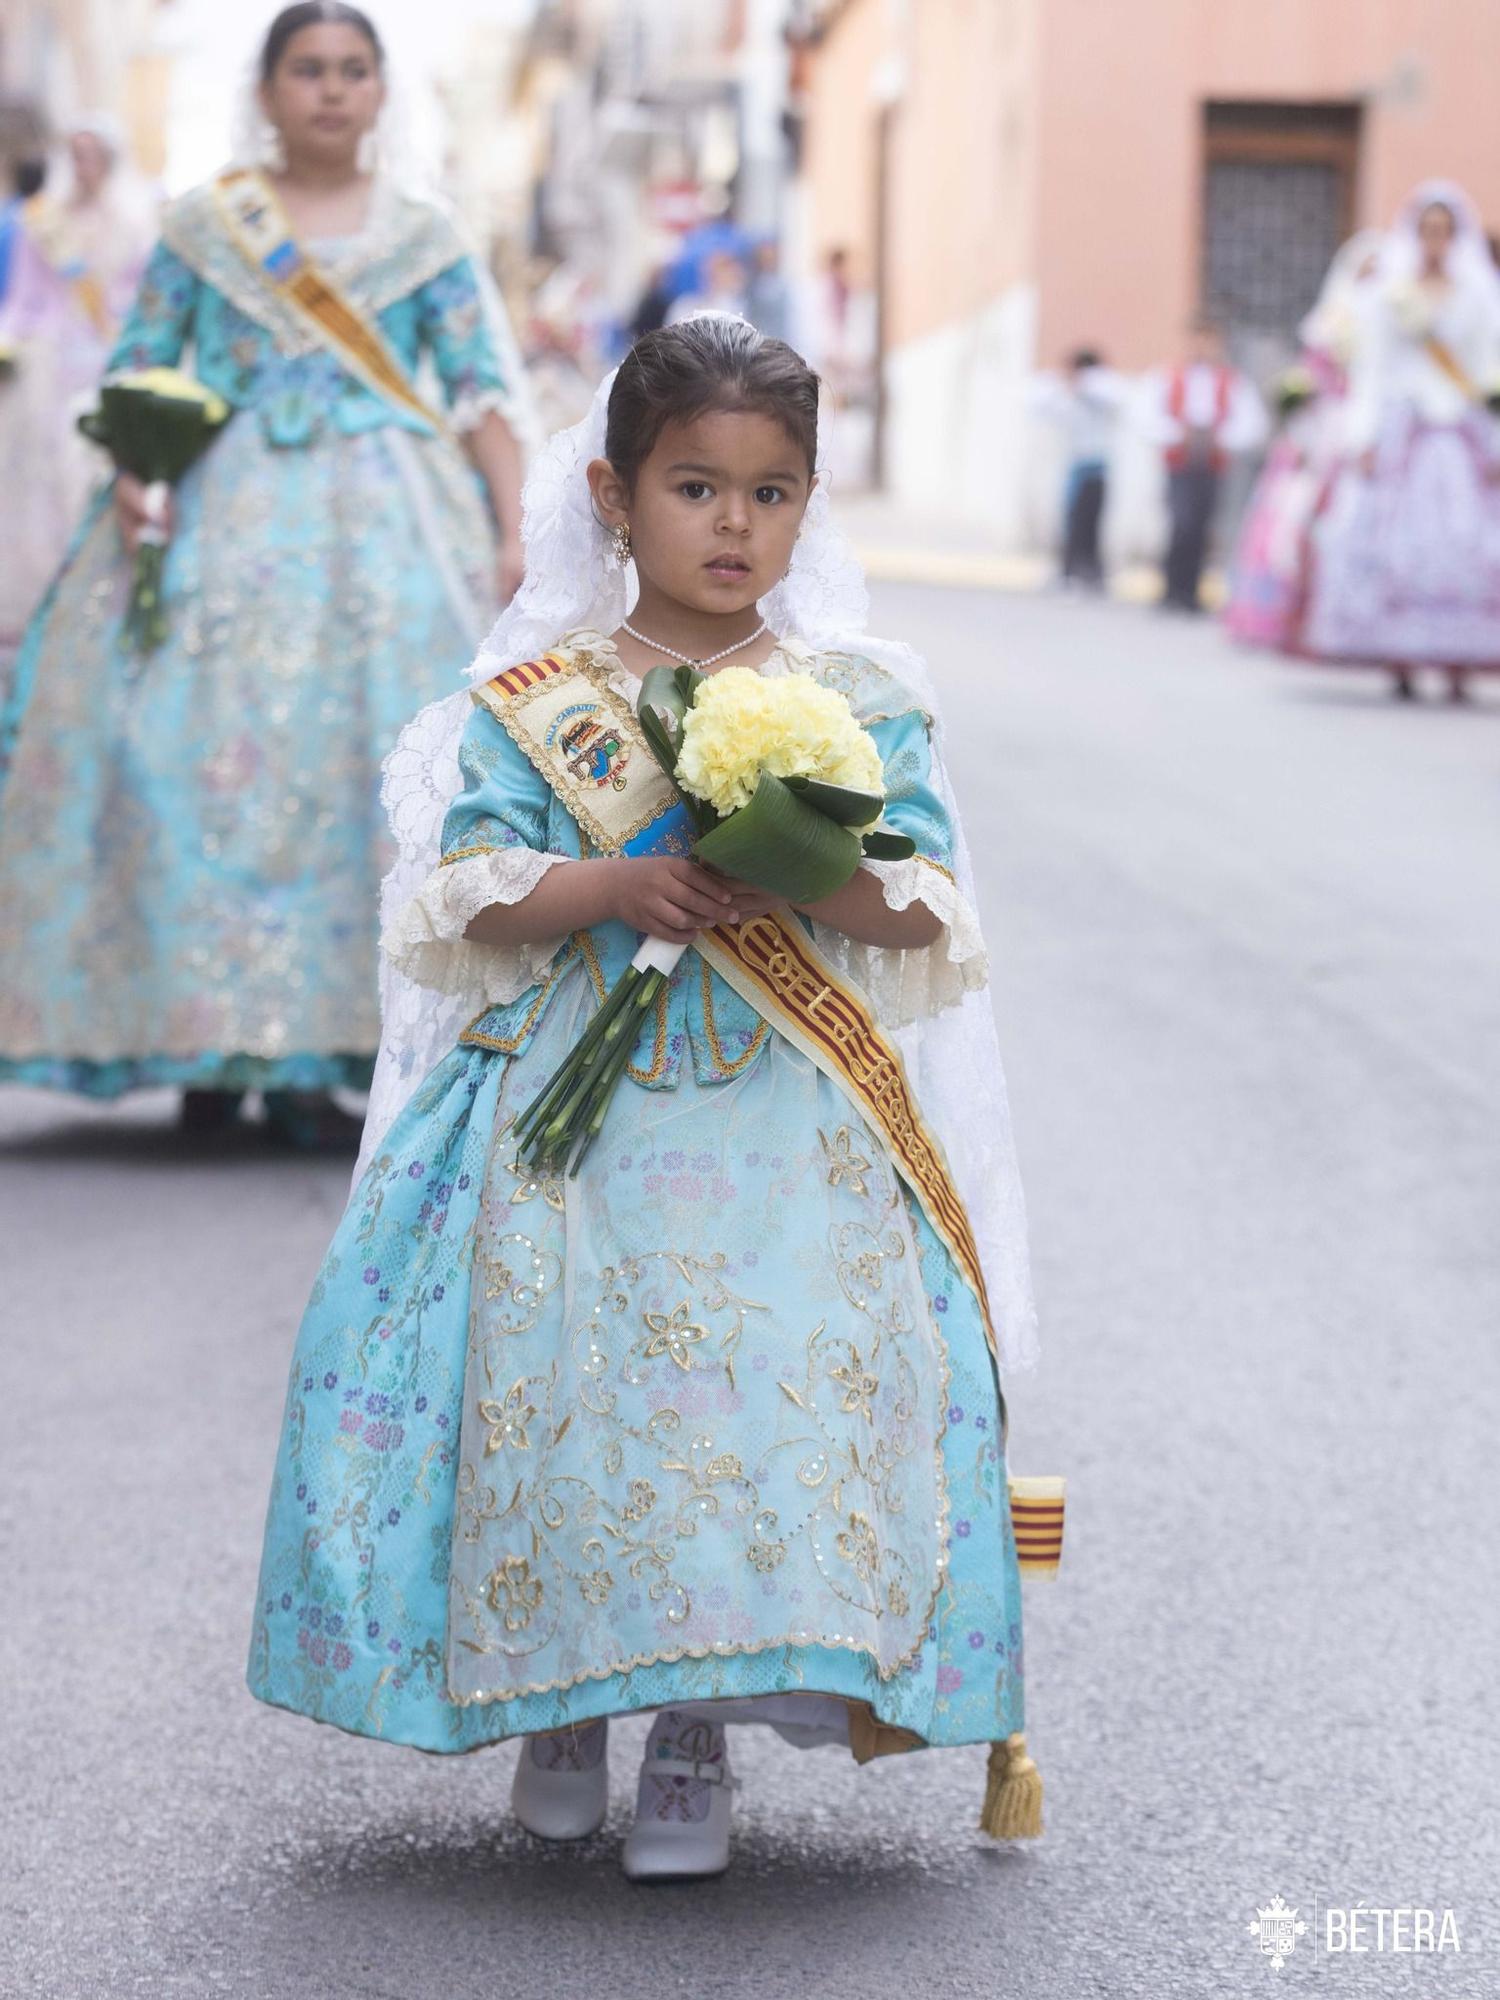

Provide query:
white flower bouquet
left=513, top=663, right=915, bottom=1173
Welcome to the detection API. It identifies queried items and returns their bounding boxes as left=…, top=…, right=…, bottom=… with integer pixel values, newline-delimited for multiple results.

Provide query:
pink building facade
left=795, top=0, right=1500, bottom=549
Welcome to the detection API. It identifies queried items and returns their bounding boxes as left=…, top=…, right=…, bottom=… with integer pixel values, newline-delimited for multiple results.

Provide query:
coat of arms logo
left=1247, top=1894, right=1308, bottom=1970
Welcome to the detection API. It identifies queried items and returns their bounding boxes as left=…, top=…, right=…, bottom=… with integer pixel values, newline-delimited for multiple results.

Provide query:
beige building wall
left=798, top=0, right=1500, bottom=546
left=1034, top=0, right=1500, bottom=370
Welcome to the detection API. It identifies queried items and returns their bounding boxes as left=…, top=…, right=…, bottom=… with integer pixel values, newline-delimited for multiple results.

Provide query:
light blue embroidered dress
left=248, top=633, right=1026, bottom=1771
left=0, top=179, right=520, bottom=1096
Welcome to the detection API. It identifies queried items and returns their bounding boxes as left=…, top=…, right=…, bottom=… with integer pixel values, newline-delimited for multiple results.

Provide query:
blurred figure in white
left=1225, top=229, right=1385, bottom=649
left=1142, top=317, right=1268, bottom=612
left=0, top=117, right=156, bottom=646
left=806, top=246, right=878, bottom=490
left=666, top=248, right=750, bottom=325
left=1301, top=180, right=1500, bottom=700
left=1028, top=347, right=1126, bottom=590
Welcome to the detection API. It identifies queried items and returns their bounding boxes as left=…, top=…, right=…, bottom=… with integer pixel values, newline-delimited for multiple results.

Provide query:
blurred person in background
left=1300, top=181, right=1500, bottom=700
left=0, top=120, right=154, bottom=648
left=0, top=0, right=535, bottom=1147
left=1142, top=317, right=1268, bottom=613
left=1028, top=346, right=1126, bottom=590
left=1226, top=230, right=1385, bottom=649
left=745, top=236, right=791, bottom=344
left=666, top=248, right=750, bottom=326
left=0, top=155, right=48, bottom=305
left=629, top=258, right=676, bottom=341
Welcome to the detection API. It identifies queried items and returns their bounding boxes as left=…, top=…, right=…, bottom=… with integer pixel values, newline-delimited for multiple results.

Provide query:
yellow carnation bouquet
left=513, top=661, right=915, bottom=1173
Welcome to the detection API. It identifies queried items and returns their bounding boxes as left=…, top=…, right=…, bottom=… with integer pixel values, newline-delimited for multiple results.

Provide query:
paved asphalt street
left=2, top=585, right=1497, bottom=1999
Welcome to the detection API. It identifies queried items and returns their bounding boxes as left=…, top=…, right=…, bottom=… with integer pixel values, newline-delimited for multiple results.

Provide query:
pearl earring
left=611, top=522, right=633, bottom=566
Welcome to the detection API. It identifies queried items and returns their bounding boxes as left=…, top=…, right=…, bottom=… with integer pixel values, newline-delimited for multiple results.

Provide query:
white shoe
left=620, top=1712, right=738, bottom=1882
left=510, top=1717, right=610, bottom=1839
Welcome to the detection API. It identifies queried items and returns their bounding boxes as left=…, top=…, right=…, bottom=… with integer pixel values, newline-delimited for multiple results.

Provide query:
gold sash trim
left=471, top=650, right=690, bottom=857
left=695, top=910, right=1000, bottom=1367
left=211, top=167, right=447, bottom=436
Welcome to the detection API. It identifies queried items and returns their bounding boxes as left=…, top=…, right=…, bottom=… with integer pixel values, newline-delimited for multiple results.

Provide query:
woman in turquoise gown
left=249, top=629, right=1028, bottom=1791
left=0, top=2, right=533, bottom=1138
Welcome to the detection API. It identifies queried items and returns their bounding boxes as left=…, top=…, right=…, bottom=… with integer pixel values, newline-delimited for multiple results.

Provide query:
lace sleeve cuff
left=382, top=847, right=572, bottom=1006
left=809, top=856, right=989, bottom=1028
left=448, top=386, right=517, bottom=435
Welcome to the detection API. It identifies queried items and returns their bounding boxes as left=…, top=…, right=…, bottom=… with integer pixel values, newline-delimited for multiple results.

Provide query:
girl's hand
left=610, top=857, right=736, bottom=945
left=704, top=871, right=781, bottom=925
left=114, top=472, right=172, bottom=555
left=496, top=537, right=525, bottom=605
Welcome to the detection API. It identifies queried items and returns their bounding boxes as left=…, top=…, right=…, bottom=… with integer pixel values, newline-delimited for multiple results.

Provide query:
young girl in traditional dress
left=1300, top=181, right=1500, bottom=699
left=248, top=316, right=1044, bottom=1878
left=0, top=3, right=534, bottom=1144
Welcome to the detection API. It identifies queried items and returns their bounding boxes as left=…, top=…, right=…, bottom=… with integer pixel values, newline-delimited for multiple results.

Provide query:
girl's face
left=258, top=22, right=384, bottom=170
left=592, top=407, right=813, bottom=618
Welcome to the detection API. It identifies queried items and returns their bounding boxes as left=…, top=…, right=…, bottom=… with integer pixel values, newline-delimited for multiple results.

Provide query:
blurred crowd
left=1026, top=178, right=1500, bottom=696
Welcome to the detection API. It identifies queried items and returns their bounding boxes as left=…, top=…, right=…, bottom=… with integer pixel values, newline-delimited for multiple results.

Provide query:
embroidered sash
left=472, top=651, right=1002, bottom=1367
left=210, top=167, right=447, bottom=436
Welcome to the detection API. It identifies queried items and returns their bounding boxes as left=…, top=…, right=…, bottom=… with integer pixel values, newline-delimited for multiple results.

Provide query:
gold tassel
left=978, top=1733, right=1044, bottom=1840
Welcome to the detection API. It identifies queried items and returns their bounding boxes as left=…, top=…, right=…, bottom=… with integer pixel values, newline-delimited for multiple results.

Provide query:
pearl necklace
left=620, top=617, right=767, bottom=669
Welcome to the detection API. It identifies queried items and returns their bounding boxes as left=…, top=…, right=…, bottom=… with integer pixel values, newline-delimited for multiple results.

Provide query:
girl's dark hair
left=605, top=317, right=819, bottom=489
left=259, top=2, right=384, bottom=81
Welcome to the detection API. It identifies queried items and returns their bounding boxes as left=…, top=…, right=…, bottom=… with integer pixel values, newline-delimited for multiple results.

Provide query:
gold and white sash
left=211, top=167, right=447, bottom=436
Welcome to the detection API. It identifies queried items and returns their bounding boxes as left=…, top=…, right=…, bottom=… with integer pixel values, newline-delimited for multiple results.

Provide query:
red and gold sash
left=211, top=167, right=447, bottom=436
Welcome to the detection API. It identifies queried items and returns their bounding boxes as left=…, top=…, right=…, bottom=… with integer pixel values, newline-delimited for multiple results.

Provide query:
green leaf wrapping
left=780, top=773, right=885, bottom=827
left=859, top=828, right=918, bottom=860
left=693, top=769, right=863, bottom=903
left=76, top=381, right=230, bottom=486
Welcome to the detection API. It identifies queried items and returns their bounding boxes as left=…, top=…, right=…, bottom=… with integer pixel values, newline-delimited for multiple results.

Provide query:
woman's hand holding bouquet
left=78, top=366, right=231, bottom=650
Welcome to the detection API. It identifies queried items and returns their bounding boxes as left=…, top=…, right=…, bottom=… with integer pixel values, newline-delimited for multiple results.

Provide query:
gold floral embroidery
left=479, top=1378, right=538, bottom=1454
left=642, top=1300, right=710, bottom=1371
left=485, top=1554, right=544, bottom=1631
left=820, top=1125, right=872, bottom=1195
left=835, top=1510, right=881, bottom=1583
left=828, top=1343, right=880, bottom=1420
left=579, top=1567, right=614, bottom=1605
left=445, top=1065, right=960, bottom=1703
